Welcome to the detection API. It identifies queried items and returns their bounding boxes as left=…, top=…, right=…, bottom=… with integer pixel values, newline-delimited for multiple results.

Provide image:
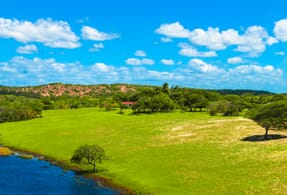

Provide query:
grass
left=1, top=108, right=287, bottom=194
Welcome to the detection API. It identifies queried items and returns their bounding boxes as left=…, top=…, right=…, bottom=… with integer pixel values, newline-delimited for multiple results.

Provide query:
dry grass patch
left=153, top=117, right=259, bottom=146
left=0, top=146, right=13, bottom=156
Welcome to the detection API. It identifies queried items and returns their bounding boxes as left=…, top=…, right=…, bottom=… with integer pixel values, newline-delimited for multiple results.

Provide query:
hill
left=0, top=83, right=141, bottom=98
left=0, top=83, right=274, bottom=98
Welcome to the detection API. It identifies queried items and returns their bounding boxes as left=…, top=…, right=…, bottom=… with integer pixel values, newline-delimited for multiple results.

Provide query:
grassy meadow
left=1, top=108, right=287, bottom=194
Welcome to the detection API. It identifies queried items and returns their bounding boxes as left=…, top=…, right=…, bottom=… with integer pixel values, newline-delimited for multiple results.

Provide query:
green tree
left=249, top=101, right=287, bottom=139
left=71, top=144, right=106, bottom=172
left=208, top=100, right=239, bottom=116
left=162, top=82, right=170, bottom=94
left=150, top=93, right=175, bottom=112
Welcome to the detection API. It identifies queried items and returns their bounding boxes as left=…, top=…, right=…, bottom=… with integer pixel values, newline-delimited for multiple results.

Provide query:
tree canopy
left=71, top=144, right=106, bottom=172
left=249, top=101, right=287, bottom=139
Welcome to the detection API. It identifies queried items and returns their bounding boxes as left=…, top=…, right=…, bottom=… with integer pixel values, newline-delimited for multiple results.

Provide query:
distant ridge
left=213, top=89, right=273, bottom=96
left=0, top=83, right=274, bottom=97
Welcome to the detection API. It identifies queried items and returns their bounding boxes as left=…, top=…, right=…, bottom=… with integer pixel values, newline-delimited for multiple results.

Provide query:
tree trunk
left=264, top=126, right=269, bottom=140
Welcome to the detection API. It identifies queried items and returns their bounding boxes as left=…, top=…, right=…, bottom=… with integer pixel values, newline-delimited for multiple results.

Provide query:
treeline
left=1, top=82, right=286, bottom=123
left=114, top=83, right=285, bottom=115
left=0, top=95, right=42, bottom=123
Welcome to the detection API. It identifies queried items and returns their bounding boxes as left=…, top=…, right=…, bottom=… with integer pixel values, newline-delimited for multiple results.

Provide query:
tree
left=162, top=82, right=170, bottom=94
left=71, top=144, right=106, bottom=172
left=208, top=100, right=239, bottom=116
left=249, top=101, right=287, bottom=139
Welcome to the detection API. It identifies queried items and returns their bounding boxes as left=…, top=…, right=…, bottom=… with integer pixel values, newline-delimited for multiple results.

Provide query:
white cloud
left=160, top=37, right=173, bottom=43
left=189, top=26, right=273, bottom=56
left=89, top=43, right=104, bottom=52
left=235, top=26, right=271, bottom=56
left=156, top=22, right=277, bottom=56
left=81, top=26, right=120, bottom=41
left=0, top=57, right=122, bottom=85
left=274, top=18, right=287, bottom=42
left=161, top=59, right=175, bottom=65
left=179, top=43, right=217, bottom=57
left=92, top=62, right=113, bottom=72
left=189, top=59, right=224, bottom=73
left=0, top=56, right=285, bottom=92
left=125, top=58, right=155, bottom=65
left=229, top=64, right=282, bottom=75
left=0, top=18, right=80, bottom=48
left=227, top=57, right=243, bottom=64
left=51, top=62, right=65, bottom=72
left=266, top=37, right=278, bottom=45
left=134, top=50, right=147, bottom=57
left=16, top=44, right=38, bottom=54
left=155, top=22, right=191, bottom=38
left=275, top=51, right=285, bottom=56
left=0, top=63, right=16, bottom=72
left=189, top=28, right=239, bottom=50
left=125, top=58, right=141, bottom=65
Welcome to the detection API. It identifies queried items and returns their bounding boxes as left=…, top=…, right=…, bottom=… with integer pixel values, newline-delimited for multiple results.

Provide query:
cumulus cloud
left=155, top=22, right=191, bottom=38
left=179, top=43, right=217, bottom=57
left=125, top=58, right=155, bottom=65
left=160, top=37, right=173, bottom=43
left=130, top=67, right=184, bottom=82
left=228, top=64, right=282, bottom=75
left=81, top=26, right=120, bottom=41
left=161, top=59, right=175, bottom=65
left=188, top=59, right=224, bottom=73
left=134, top=50, right=147, bottom=57
left=16, top=44, right=38, bottom=54
left=89, top=43, right=104, bottom=52
left=189, top=28, right=239, bottom=50
left=92, top=62, right=113, bottom=72
left=0, top=18, right=80, bottom=48
left=0, top=57, right=284, bottom=92
left=189, top=26, right=274, bottom=56
left=50, top=62, right=66, bottom=73
left=156, top=22, right=277, bottom=56
left=266, top=37, right=278, bottom=45
left=235, top=26, right=273, bottom=56
left=0, top=57, right=122, bottom=85
left=227, top=57, right=243, bottom=64
left=274, top=18, right=287, bottom=41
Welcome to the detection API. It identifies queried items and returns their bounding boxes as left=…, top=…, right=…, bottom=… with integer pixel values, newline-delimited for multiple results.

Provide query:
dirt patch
left=208, top=118, right=250, bottom=123
left=177, top=133, right=193, bottom=138
left=171, top=126, right=184, bottom=131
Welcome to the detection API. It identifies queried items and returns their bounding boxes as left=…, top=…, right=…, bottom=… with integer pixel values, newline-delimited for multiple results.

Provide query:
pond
left=0, top=155, right=120, bottom=195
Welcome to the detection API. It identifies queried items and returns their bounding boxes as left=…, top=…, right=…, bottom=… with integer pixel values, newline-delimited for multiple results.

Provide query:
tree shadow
left=241, top=134, right=287, bottom=142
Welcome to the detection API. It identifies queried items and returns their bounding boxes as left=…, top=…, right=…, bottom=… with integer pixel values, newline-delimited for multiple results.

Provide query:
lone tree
left=71, top=144, right=106, bottom=172
left=249, top=101, right=287, bottom=139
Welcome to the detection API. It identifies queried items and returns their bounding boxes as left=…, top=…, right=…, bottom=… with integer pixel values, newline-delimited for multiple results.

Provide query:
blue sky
left=1, top=0, right=287, bottom=92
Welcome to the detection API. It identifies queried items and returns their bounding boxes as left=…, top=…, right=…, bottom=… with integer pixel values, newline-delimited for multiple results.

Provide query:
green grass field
left=1, top=108, right=287, bottom=194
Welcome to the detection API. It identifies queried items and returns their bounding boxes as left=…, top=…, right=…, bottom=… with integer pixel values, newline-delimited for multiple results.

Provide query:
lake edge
left=2, top=146, right=135, bottom=195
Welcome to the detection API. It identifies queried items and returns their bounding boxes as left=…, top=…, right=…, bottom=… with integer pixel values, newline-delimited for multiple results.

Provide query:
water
left=0, top=155, right=119, bottom=195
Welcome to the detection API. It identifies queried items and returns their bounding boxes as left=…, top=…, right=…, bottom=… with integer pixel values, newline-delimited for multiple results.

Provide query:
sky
left=1, top=0, right=287, bottom=92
